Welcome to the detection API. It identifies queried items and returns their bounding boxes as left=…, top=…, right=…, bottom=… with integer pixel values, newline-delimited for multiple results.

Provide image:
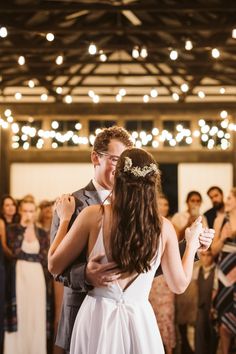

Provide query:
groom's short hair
left=93, top=126, right=133, bottom=152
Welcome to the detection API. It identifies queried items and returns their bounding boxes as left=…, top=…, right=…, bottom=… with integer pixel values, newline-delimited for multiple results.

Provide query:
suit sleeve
left=50, top=208, right=91, bottom=291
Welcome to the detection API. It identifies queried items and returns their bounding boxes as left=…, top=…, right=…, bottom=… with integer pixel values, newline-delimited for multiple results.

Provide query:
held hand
left=56, top=194, right=75, bottom=221
left=198, top=228, right=215, bottom=251
left=185, top=216, right=203, bottom=250
left=85, top=254, right=121, bottom=288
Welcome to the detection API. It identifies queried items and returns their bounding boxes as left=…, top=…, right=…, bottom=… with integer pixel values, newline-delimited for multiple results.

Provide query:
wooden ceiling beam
left=1, top=102, right=236, bottom=116
left=2, top=43, right=236, bottom=53
left=1, top=3, right=236, bottom=13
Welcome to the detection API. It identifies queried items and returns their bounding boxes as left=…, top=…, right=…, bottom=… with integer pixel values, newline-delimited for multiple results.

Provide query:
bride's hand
left=56, top=194, right=75, bottom=222
left=185, top=216, right=203, bottom=250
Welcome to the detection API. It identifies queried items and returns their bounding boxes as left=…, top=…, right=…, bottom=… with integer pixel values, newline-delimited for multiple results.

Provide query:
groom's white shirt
left=92, top=178, right=111, bottom=204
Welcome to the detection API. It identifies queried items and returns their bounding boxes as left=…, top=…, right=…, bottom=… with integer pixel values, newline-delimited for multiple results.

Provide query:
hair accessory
left=123, top=157, right=157, bottom=177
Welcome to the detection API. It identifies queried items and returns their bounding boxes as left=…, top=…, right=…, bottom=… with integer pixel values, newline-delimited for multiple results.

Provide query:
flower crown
left=123, top=156, right=158, bottom=177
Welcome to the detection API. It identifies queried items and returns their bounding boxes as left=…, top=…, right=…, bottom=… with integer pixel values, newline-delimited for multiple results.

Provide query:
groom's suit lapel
left=83, top=180, right=102, bottom=207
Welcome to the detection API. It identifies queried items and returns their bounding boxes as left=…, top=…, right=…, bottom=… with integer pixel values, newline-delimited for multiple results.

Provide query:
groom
left=51, top=126, right=213, bottom=353
left=50, top=126, right=133, bottom=352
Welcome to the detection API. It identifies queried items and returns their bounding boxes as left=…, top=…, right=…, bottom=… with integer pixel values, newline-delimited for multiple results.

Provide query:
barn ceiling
left=1, top=0, right=236, bottom=105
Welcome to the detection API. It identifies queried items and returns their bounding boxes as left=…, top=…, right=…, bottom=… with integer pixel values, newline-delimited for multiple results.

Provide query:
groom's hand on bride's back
left=85, top=254, right=121, bottom=287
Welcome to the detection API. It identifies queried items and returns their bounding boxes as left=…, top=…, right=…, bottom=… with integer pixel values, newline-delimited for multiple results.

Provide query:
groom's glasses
left=97, top=151, right=120, bottom=165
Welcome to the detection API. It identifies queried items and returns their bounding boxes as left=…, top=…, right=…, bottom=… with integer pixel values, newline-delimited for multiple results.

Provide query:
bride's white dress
left=70, top=224, right=165, bottom=354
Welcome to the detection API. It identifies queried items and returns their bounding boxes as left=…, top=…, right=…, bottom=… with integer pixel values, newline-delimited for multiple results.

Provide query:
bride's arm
left=161, top=216, right=203, bottom=294
left=48, top=204, right=98, bottom=276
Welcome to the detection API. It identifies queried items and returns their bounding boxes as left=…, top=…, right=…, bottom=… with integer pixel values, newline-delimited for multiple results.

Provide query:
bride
left=48, top=148, right=214, bottom=354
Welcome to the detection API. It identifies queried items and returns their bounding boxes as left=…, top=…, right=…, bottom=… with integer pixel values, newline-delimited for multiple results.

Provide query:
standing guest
left=212, top=188, right=236, bottom=354
left=48, top=148, right=214, bottom=354
left=37, top=200, right=58, bottom=354
left=149, top=194, right=176, bottom=354
left=172, top=190, right=208, bottom=241
left=0, top=195, right=19, bottom=354
left=204, top=186, right=225, bottom=228
left=4, top=198, right=51, bottom=354
left=38, top=200, right=54, bottom=234
left=172, top=191, right=208, bottom=354
left=194, top=249, right=217, bottom=354
left=0, top=239, right=4, bottom=354
left=0, top=195, right=19, bottom=258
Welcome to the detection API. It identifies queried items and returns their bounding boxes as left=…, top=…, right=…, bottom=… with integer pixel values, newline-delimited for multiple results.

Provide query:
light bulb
left=170, top=50, right=178, bottom=60
left=46, top=33, right=54, bottom=42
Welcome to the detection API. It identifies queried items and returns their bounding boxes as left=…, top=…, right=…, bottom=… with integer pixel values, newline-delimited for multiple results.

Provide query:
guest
left=0, top=195, right=18, bottom=353
left=172, top=190, right=208, bottom=241
left=149, top=194, right=176, bottom=354
left=0, top=234, right=5, bottom=354
left=37, top=199, right=63, bottom=354
left=172, top=191, right=208, bottom=354
left=204, top=186, right=225, bottom=228
left=4, top=198, right=51, bottom=354
left=37, top=200, right=54, bottom=234
left=212, top=187, right=236, bottom=354
left=0, top=195, right=19, bottom=258
left=194, top=249, right=217, bottom=354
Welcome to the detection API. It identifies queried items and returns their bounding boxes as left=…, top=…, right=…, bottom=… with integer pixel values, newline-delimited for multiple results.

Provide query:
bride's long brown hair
left=111, top=148, right=162, bottom=274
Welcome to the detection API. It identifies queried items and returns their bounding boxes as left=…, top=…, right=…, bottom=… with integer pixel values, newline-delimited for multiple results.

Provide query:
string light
left=100, top=53, right=107, bottom=62
left=220, top=87, right=225, bottom=94
left=65, top=95, right=72, bottom=104
left=143, top=94, right=149, bottom=103
left=198, top=119, right=205, bottom=127
left=185, top=40, right=193, bottom=51
left=56, top=87, right=62, bottom=94
left=4, top=109, right=12, bottom=117
left=2, top=109, right=234, bottom=151
left=56, top=55, right=63, bottom=65
left=88, top=43, right=97, bottom=55
left=28, top=80, right=35, bottom=88
left=220, top=110, right=228, bottom=119
left=116, top=94, right=122, bottom=102
left=198, top=91, right=205, bottom=99
left=181, top=83, right=189, bottom=92
left=75, top=123, right=82, bottom=130
left=170, top=50, right=178, bottom=60
left=119, top=88, right=126, bottom=96
left=232, top=29, right=236, bottom=39
left=0, top=27, right=7, bottom=38
left=40, top=93, right=48, bottom=101
left=15, top=92, right=22, bottom=100
left=46, top=33, right=54, bottom=42
left=51, top=121, right=59, bottom=129
left=88, top=90, right=95, bottom=98
left=132, top=46, right=139, bottom=59
left=18, top=56, right=25, bottom=65
left=172, top=93, right=179, bottom=101
left=150, top=89, right=158, bottom=98
left=211, top=48, right=220, bottom=58
left=92, top=95, right=100, bottom=103
left=140, top=47, right=148, bottom=58
left=7, top=116, right=14, bottom=123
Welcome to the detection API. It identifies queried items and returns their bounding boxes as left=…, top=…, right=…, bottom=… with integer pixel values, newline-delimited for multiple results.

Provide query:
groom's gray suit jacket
left=50, top=180, right=102, bottom=351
